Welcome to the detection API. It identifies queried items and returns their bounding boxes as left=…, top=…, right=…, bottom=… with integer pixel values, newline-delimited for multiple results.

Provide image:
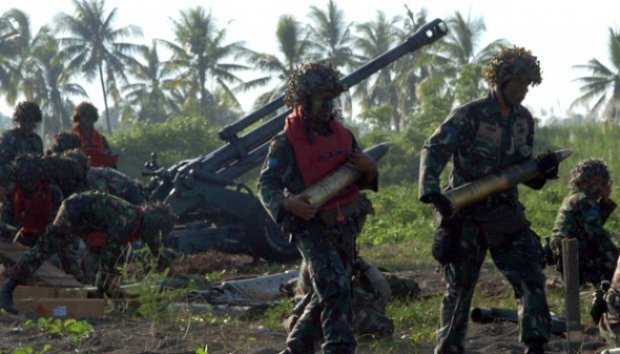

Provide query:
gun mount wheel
left=248, top=216, right=300, bottom=263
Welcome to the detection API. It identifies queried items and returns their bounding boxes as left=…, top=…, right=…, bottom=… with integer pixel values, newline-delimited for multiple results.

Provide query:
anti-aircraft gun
left=142, top=19, right=448, bottom=263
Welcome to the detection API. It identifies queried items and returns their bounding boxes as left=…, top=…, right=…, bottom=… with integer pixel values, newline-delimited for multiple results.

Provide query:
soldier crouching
left=0, top=192, right=176, bottom=314
left=550, top=159, right=618, bottom=288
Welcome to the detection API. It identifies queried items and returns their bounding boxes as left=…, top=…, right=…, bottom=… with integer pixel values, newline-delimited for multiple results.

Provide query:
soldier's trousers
left=5, top=224, right=125, bottom=298
left=285, top=220, right=357, bottom=354
left=435, top=222, right=551, bottom=354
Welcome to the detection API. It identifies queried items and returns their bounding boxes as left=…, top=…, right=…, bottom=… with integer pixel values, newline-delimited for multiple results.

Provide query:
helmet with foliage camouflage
left=48, top=131, right=82, bottom=155
left=13, top=101, right=42, bottom=124
left=42, top=150, right=89, bottom=195
left=12, top=153, right=42, bottom=185
left=569, top=159, right=610, bottom=196
left=284, top=61, right=346, bottom=108
left=71, top=101, right=99, bottom=124
left=482, top=46, right=542, bottom=86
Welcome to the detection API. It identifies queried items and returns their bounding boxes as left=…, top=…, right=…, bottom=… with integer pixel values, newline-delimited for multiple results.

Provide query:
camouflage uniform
left=600, top=256, right=620, bottom=345
left=0, top=129, right=43, bottom=167
left=260, top=134, right=375, bottom=354
left=87, top=167, right=146, bottom=205
left=0, top=129, right=43, bottom=188
left=551, top=159, right=618, bottom=286
left=419, top=48, right=551, bottom=354
left=258, top=62, right=377, bottom=354
left=3, top=192, right=173, bottom=298
left=284, top=257, right=395, bottom=344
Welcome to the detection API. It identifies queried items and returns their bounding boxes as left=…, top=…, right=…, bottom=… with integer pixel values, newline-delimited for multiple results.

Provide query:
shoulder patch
left=266, top=157, right=279, bottom=167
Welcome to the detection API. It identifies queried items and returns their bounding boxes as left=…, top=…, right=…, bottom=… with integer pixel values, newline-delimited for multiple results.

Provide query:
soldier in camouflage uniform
left=44, top=148, right=146, bottom=205
left=0, top=191, right=176, bottom=314
left=550, top=159, right=617, bottom=287
left=0, top=101, right=44, bottom=189
left=418, top=47, right=559, bottom=354
left=45, top=131, right=82, bottom=156
left=258, top=62, right=378, bottom=354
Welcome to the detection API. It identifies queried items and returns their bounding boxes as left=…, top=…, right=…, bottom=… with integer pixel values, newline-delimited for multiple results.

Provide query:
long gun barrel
left=444, top=149, right=572, bottom=211
left=471, top=307, right=566, bottom=335
left=185, top=19, right=448, bottom=178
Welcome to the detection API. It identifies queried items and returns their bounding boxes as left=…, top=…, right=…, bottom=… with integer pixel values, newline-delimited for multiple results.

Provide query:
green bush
left=107, top=115, right=222, bottom=180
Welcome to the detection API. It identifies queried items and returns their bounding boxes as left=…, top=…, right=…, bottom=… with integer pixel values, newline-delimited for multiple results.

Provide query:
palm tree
left=20, top=26, right=88, bottom=135
left=246, top=14, right=311, bottom=107
left=55, top=0, right=144, bottom=133
left=571, top=27, right=620, bottom=122
left=121, top=41, right=177, bottom=123
left=0, top=9, right=31, bottom=105
left=305, top=0, right=357, bottom=116
left=439, top=11, right=509, bottom=103
left=161, top=7, right=251, bottom=120
left=353, top=11, right=401, bottom=131
left=391, top=7, right=437, bottom=123
left=442, top=12, right=507, bottom=66
left=306, top=0, right=356, bottom=69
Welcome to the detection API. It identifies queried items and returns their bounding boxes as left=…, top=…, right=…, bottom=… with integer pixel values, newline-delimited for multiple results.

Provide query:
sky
left=2, top=0, right=620, bottom=122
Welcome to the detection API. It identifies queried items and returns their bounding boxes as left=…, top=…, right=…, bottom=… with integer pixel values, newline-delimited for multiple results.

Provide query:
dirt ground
left=0, top=251, right=613, bottom=354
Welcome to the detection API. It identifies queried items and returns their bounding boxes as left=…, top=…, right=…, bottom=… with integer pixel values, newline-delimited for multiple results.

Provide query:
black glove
left=591, top=280, right=611, bottom=323
left=425, top=192, right=453, bottom=218
left=535, top=150, right=559, bottom=180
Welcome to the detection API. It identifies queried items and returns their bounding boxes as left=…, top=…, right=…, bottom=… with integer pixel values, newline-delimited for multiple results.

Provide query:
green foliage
left=134, top=271, right=187, bottom=321
left=451, top=63, right=486, bottom=105
left=11, top=344, right=52, bottom=354
left=259, top=298, right=293, bottom=330
left=361, top=184, right=434, bottom=246
left=388, top=297, right=440, bottom=342
left=107, top=114, right=221, bottom=179
left=195, top=345, right=209, bottom=354
left=22, top=317, right=93, bottom=345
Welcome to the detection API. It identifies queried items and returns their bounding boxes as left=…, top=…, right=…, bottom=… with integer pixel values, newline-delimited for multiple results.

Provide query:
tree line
left=1, top=0, right=619, bottom=140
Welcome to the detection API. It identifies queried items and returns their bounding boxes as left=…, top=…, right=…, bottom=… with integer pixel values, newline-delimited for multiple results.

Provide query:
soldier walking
left=418, top=47, right=558, bottom=354
left=258, top=62, right=378, bottom=354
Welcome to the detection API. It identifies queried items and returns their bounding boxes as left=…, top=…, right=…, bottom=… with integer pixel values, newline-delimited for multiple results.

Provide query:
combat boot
left=524, top=341, right=545, bottom=354
left=0, top=278, right=19, bottom=314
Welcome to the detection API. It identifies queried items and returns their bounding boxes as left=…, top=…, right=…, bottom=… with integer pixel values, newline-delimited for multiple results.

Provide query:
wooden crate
left=14, top=298, right=106, bottom=318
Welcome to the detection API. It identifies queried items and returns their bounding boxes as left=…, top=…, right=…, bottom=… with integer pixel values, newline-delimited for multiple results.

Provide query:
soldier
left=0, top=101, right=44, bottom=190
left=45, top=131, right=82, bottom=156
left=71, top=102, right=118, bottom=168
left=418, top=46, right=559, bottom=354
left=0, top=191, right=176, bottom=314
left=258, top=61, right=378, bottom=354
left=1, top=154, right=63, bottom=246
left=44, top=149, right=146, bottom=205
left=550, top=159, right=617, bottom=288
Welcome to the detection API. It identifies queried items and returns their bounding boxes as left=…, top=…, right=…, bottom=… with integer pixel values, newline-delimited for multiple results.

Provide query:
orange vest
left=73, top=126, right=118, bottom=168
left=284, top=107, right=359, bottom=212
left=13, top=181, right=53, bottom=238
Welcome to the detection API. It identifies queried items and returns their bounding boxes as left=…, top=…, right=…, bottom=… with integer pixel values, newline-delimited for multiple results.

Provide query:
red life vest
left=73, top=125, right=118, bottom=168
left=13, top=181, right=53, bottom=238
left=84, top=209, right=143, bottom=251
left=284, top=107, right=359, bottom=211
